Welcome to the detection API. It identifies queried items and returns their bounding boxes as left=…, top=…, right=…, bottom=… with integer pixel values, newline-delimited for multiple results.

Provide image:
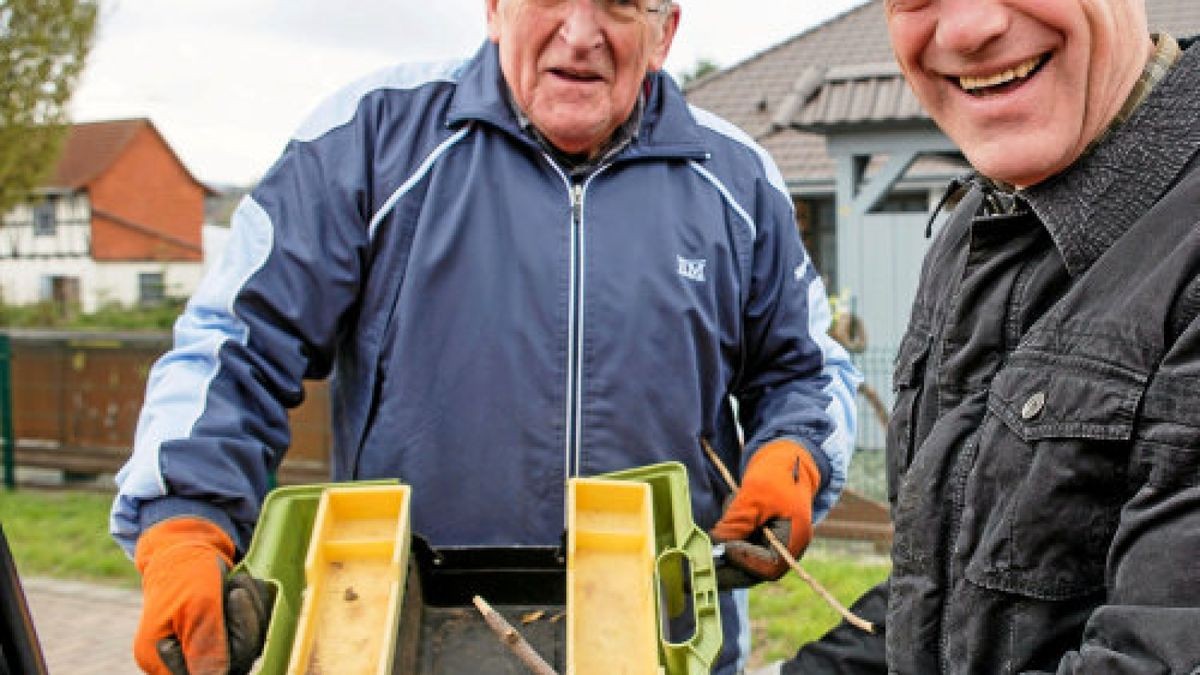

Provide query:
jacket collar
left=1020, top=36, right=1200, bottom=277
left=446, top=41, right=709, bottom=163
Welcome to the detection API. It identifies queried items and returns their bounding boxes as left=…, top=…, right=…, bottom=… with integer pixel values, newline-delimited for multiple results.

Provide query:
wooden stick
left=701, top=439, right=876, bottom=634
left=472, top=595, right=559, bottom=675
left=858, top=382, right=891, bottom=430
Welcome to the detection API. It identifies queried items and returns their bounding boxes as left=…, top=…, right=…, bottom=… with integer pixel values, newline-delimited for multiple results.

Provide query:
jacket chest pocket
left=887, top=330, right=931, bottom=503
left=962, top=355, right=1146, bottom=600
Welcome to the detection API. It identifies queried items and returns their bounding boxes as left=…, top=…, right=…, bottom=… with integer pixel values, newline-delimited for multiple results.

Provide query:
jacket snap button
left=1021, top=391, right=1046, bottom=420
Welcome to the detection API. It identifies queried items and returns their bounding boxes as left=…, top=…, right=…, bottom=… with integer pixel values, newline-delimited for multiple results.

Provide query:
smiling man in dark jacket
left=111, top=2, right=861, bottom=674
left=758, top=0, right=1200, bottom=673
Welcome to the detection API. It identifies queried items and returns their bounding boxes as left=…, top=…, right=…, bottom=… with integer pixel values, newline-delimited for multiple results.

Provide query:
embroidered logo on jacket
left=677, top=256, right=707, bottom=282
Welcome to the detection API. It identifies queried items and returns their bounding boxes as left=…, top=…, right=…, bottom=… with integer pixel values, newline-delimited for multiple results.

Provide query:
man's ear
left=648, top=4, right=681, bottom=72
left=485, top=0, right=502, bottom=43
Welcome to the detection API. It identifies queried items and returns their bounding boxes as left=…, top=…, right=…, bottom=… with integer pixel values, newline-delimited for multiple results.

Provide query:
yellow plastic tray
left=286, top=485, right=412, bottom=675
left=601, top=462, right=722, bottom=674
left=567, top=477, right=663, bottom=675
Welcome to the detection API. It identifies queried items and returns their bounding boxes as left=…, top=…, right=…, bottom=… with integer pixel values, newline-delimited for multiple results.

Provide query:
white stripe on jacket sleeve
left=110, top=197, right=275, bottom=555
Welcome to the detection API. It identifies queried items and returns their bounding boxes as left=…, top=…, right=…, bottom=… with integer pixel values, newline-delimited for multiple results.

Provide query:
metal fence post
left=1, top=333, right=14, bottom=490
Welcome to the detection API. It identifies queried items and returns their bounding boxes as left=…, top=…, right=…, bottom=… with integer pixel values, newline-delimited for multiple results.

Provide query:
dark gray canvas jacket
left=785, top=36, right=1200, bottom=674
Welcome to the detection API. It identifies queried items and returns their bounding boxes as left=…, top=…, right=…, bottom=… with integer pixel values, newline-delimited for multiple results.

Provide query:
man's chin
left=537, top=121, right=615, bottom=157
left=966, top=141, right=1080, bottom=190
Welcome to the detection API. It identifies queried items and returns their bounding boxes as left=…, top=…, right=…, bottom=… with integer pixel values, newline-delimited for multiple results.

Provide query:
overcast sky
left=70, top=0, right=873, bottom=186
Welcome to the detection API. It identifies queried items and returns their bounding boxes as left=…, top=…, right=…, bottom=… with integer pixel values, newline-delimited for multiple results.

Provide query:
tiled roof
left=46, top=118, right=212, bottom=194
left=684, top=1, right=906, bottom=184
left=791, top=62, right=930, bottom=132
left=687, top=1, right=892, bottom=141
left=48, top=118, right=147, bottom=190
left=686, top=0, right=1200, bottom=187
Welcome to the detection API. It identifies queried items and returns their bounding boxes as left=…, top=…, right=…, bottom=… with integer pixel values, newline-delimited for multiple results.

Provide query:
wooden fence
left=0, top=329, right=330, bottom=485
left=0, top=329, right=891, bottom=548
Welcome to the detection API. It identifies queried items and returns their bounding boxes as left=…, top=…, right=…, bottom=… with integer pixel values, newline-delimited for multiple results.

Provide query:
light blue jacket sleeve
left=110, top=124, right=373, bottom=556
left=735, top=174, right=862, bottom=522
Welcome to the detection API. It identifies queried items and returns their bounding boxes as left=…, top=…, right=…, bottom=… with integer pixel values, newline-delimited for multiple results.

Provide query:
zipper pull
left=925, top=173, right=968, bottom=239
left=571, top=183, right=583, bottom=225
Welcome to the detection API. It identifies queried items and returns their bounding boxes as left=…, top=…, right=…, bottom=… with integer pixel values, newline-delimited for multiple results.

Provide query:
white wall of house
left=1, top=192, right=212, bottom=312
left=0, top=193, right=91, bottom=259
left=0, top=257, right=204, bottom=312
left=92, top=260, right=206, bottom=310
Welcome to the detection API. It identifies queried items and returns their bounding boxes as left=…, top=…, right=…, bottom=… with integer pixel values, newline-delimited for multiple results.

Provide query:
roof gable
left=686, top=1, right=890, bottom=139
left=46, top=118, right=212, bottom=194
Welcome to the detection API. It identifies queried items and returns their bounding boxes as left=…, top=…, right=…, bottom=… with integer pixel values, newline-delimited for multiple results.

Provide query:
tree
left=678, top=58, right=720, bottom=89
left=0, top=0, right=98, bottom=213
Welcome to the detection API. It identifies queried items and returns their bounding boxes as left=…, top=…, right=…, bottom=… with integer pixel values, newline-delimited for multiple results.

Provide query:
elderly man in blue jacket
left=113, top=1, right=860, bottom=673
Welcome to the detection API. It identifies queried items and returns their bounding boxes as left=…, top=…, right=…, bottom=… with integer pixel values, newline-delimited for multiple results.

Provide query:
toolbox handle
left=600, top=461, right=725, bottom=674
left=655, top=528, right=722, bottom=672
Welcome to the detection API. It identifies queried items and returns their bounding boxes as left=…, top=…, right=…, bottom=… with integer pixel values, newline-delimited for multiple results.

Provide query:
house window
left=39, top=275, right=80, bottom=307
left=796, top=197, right=838, bottom=288
left=33, top=199, right=57, bottom=236
left=138, top=272, right=166, bottom=306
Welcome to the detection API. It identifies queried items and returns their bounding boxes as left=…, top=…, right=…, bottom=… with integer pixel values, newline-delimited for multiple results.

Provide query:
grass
left=0, top=487, right=891, bottom=665
left=0, top=487, right=139, bottom=588
left=0, top=299, right=185, bottom=330
left=747, top=542, right=890, bottom=666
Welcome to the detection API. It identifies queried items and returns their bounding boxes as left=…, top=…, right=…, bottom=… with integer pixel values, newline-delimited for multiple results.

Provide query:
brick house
left=0, top=118, right=212, bottom=312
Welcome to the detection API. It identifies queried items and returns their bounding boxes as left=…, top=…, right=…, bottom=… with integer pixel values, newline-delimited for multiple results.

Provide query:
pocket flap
left=893, top=329, right=931, bottom=391
left=987, top=352, right=1145, bottom=442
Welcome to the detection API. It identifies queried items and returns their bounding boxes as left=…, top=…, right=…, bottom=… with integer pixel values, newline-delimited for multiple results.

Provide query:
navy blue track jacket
left=113, top=41, right=858, bottom=590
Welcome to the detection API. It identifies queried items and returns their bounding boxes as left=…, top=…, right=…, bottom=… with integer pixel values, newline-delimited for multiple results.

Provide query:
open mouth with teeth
left=954, top=53, right=1050, bottom=97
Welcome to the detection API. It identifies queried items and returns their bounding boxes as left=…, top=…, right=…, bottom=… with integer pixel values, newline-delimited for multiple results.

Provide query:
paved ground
left=23, top=577, right=142, bottom=674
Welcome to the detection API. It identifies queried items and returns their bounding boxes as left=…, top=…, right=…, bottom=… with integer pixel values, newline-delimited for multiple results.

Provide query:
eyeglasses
left=531, top=0, right=672, bottom=24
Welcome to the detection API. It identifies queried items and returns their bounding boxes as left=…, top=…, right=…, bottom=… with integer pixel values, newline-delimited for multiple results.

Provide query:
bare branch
left=701, top=438, right=876, bottom=634
left=472, top=595, right=559, bottom=675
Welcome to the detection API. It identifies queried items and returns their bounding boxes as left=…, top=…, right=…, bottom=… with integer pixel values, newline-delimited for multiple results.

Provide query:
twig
left=472, top=595, right=559, bottom=675
left=701, top=439, right=876, bottom=634
left=858, top=382, right=891, bottom=430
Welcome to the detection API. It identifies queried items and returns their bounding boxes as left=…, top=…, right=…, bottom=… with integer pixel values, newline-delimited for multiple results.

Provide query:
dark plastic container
left=242, top=463, right=720, bottom=674
left=392, top=539, right=567, bottom=674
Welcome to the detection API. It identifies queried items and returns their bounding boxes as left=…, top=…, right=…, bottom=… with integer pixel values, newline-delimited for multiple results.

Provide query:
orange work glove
left=134, top=517, right=269, bottom=675
left=709, top=439, right=821, bottom=589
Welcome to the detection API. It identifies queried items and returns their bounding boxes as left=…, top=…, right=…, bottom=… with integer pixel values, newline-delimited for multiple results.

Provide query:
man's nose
left=558, top=0, right=606, bottom=51
left=934, top=0, right=1010, bottom=55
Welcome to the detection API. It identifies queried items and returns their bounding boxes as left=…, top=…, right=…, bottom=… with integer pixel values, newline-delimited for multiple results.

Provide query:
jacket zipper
left=545, top=159, right=611, bottom=524
left=568, top=180, right=584, bottom=482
